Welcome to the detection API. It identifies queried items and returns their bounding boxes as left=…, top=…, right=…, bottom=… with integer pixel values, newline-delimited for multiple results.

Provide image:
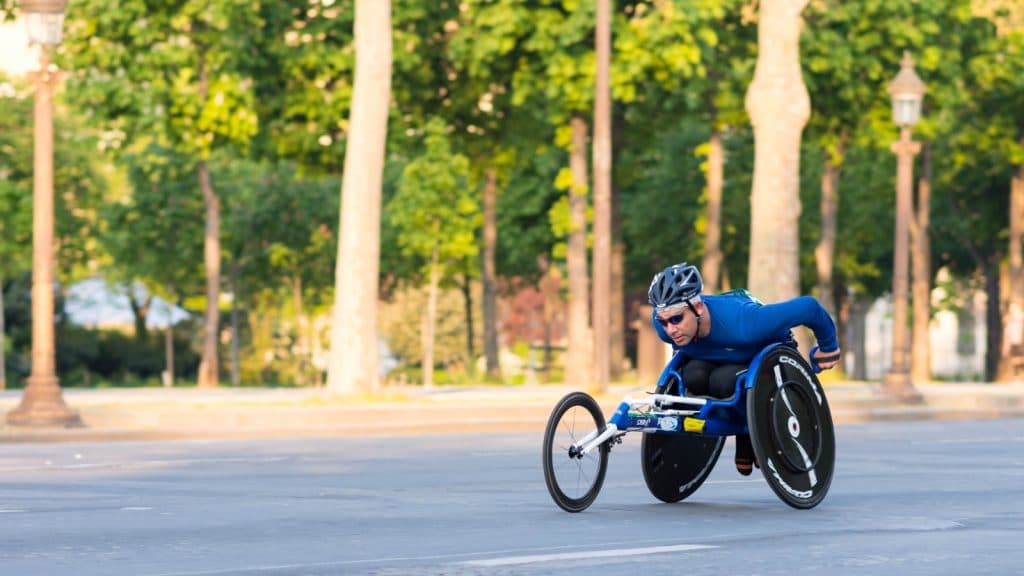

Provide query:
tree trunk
left=0, top=277, right=6, bottom=390
left=128, top=293, right=152, bottom=342
left=327, top=0, right=392, bottom=393
left=998, top=128, right=1024, bottom=381
left=292, top=275, right=306, bottom=387
left=744, top=0, right=810, bottom=305
left=197, top=158, right=221, bottom=389
left=229, top=263, right=241, bottom=386
left=257, top=297, right=272, bottom=385
left=985, top=255, right=1002, bottom=381
left=566, top=114, right=593, bottom=386
left=540, top=257, right=562, bottom=381
left=164, top=319, right=174, bottom=388
left=163, top=289, right=179, bottom=388
left=461, top=275, right=475, bottom=375
left=482, top=167, right=500, bottom=379
left=610, top=106, right=626, bottom=380
left=815, top=141, right=843, bottom=318
left=836, top=287, right=850, bottom=377
left=591, top=0, right=612, bottom=392
left=849, top=297, right=869, bottom=380
left=910, top=142, right=932, bottom=383
left=702, top=128, right=725, bottom=293
left=611, top=241, right=625, bottom=378
left=422, top=248, right=440, bottom=389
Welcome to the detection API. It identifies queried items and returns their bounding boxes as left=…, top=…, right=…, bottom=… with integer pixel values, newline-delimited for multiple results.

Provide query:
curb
left=2, top=382, right=1023, bottom=443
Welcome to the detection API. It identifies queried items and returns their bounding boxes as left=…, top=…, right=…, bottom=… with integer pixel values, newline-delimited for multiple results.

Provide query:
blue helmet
left=648, top=262, right=703, bottom=309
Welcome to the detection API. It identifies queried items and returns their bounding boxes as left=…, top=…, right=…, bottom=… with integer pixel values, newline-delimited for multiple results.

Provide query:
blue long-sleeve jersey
left=652, top=292, right=838, bottom=365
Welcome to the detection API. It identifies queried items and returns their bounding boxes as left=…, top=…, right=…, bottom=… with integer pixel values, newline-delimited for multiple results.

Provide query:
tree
left=949, top=8, right=1024, bottom=379
left=326, top=0, right=392, bottom=393
left=0, top=75, right=33, bottom=390
left=64, top=0, right=260, bottom=388
left=388, top=120, right=479, bottom=388
left=745, top=0, right=811, bottom=306
left=101, top=145, right=205, bottom=385
left=802, top=0, right=978, bottom=381
left=592, top=0, right=612, bottom=389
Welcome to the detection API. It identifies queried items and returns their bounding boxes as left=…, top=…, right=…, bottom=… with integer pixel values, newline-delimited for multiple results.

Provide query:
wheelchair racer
left=648, top=262, right=841, bottom=476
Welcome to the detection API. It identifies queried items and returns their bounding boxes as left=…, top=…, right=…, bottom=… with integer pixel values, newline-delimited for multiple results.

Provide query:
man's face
left=656, top=304, right=698, bottom=346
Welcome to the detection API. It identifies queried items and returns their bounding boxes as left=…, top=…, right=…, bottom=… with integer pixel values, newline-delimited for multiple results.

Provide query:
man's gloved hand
left=813, top=347, right=842, bottom=371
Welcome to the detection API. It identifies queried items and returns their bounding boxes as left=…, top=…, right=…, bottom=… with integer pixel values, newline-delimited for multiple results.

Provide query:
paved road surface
left=1, top=419, right=1022, bottom=575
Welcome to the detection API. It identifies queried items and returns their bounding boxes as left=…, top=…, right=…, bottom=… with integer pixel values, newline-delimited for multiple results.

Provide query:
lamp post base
left=6, top=376, right=82, bottom=427
left=882, top=371, right=923, bottom=404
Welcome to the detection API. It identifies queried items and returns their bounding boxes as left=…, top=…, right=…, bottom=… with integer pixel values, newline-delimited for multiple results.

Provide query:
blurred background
left=1, top=0, right=1022, bottom=399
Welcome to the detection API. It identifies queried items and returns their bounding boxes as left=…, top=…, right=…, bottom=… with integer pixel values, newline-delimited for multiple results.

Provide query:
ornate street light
left=889, top=52, right=926, bottom=128
left=23, top=0, right=68, bottom=46
left=883, top=52, right=925, bottom=403
left=7, top=0, right=81, bottom=427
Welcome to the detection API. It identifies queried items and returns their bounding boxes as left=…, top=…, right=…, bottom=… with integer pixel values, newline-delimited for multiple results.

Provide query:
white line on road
left=460, top=543, right=717, bottom=567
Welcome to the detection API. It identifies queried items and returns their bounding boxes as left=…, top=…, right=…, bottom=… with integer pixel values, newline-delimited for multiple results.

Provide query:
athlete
left=647, top=262, right=841, bottom=475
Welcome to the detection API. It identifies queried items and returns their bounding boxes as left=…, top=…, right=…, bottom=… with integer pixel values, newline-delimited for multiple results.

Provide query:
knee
left=709, top=366, right=744, bottom=399
left=683, top=363, right=711, bottom=396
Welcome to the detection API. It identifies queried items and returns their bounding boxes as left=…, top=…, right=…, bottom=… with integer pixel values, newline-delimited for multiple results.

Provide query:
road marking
left=460, top=544, right=717, bottom=567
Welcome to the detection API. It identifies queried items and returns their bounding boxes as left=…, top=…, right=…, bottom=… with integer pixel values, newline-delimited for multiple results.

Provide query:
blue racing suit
left=652, top=291, right=839, bottom=365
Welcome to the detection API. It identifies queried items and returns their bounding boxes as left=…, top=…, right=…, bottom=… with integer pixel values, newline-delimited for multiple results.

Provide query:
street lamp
left=882, top=52, right=925, bottom=403
left=7, top=0, right=81, bottom=427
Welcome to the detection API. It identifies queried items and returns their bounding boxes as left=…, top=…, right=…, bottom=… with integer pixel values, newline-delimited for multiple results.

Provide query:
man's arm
left=748, top=296, right=839, bottom=352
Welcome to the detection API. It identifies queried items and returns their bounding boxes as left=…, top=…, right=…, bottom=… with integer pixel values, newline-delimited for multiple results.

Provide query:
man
left=648, top=262, right=841, bottom=475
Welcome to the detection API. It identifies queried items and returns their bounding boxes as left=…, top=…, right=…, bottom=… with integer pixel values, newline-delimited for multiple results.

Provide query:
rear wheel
left=640, top=379, right=723, bottom=503
left=641, top=433, right=724, bottom=503
left=542, top=392, right=609, bottom=513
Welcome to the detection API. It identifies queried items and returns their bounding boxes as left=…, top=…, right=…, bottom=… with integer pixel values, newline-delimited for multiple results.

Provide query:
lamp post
left=883, top=52, right=925, bottom=403
left=7, top=0, right=81, bottom=427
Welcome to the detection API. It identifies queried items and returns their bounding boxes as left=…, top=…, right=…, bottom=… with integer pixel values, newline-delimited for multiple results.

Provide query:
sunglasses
left=656, top=313, right=686, bottom=327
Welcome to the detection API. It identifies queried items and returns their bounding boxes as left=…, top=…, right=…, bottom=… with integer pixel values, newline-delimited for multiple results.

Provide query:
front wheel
left=542, top=392, right=609, bottom=512
left=747, top=346, right=836, bottom=509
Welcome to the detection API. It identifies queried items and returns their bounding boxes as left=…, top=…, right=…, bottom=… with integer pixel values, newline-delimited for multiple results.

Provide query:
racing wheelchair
left=542, top=343, right=835, bottom=512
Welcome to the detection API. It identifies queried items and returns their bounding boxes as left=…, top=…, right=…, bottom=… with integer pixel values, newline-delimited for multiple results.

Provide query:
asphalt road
left=1, top=419, right=1022, bottom=576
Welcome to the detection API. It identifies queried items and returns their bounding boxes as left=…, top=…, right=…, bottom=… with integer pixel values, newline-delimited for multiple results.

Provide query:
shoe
left=735, top=434, right=757, bottom=476
left=735, top=458, right=754, bottom=476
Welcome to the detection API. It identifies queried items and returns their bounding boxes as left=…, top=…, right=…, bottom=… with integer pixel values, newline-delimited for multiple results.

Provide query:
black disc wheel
left=543, top=392, right=609, bottom=513
left=747, top=346, right=836, bottom=509
left=641, top=433, right=724, bottom=503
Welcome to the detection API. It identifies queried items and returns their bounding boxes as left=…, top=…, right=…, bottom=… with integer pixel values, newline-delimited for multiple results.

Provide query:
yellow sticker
left=683, top=417, right=706, bottom=433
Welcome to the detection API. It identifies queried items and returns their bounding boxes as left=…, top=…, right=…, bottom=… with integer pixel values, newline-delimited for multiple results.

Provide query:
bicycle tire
left=542, top=391, right=609, bottom=513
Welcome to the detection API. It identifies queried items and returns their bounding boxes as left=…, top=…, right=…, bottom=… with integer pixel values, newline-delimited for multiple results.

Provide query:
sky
left=0, top=19, right=37, bottom=76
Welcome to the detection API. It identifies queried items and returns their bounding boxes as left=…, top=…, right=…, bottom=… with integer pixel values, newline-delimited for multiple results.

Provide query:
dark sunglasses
left=656, top=313, right=685, bottom=327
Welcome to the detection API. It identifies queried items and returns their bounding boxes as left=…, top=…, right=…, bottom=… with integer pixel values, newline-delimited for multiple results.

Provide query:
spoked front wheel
left=542, top=392, right=609, bottom=513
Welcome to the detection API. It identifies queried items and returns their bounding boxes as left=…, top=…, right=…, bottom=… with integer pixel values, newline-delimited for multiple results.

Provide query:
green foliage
left=54, top=324, right=201, bottom=387
left=388, top=119, right=480, bottom=280
left=0, top=75, right=32, bottom=281
left=0, top=72, right=106, bottom=285
left=494, top=145, right=563, bottom=281
left=380, top=283, right=476, bottom=370
left=5, top=0, right=1024, bottom=385
left=101, top=144, right=205, bottom=308
left=63, top=0, right=261, bottom=160
left=618, top=118, right=752, bottom=289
